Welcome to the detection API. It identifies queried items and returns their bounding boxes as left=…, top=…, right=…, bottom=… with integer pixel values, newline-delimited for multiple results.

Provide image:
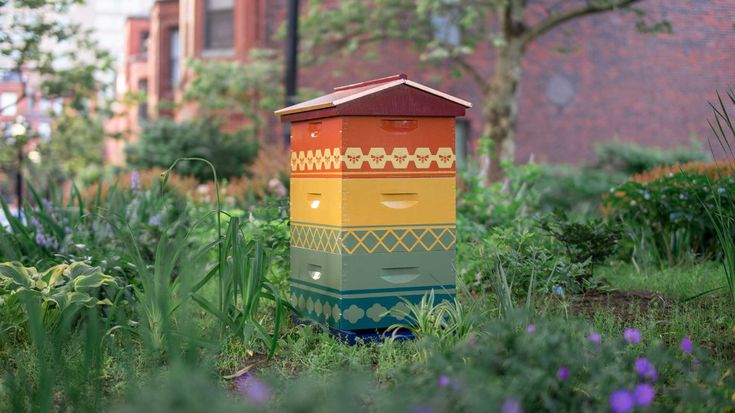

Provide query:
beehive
left=275, top=74, right=471, bottom=331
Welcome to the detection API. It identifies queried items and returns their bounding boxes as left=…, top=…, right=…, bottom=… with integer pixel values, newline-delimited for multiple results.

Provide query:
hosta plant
left=0, top=261, right=117, bottom=333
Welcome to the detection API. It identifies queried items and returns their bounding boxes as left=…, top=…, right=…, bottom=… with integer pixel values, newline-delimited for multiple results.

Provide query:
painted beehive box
left=275, top=74, right=472, bottom=331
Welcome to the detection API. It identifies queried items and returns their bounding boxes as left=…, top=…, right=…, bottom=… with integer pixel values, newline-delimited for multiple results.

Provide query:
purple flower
left=500, top=399, right=523, bottom=413
left=680, top=336, right=693, bottom=354
left=148, top=213, right=162, bottom=226
left=609, top=389, right=635, bottom=413
left=130, top=170, right=142, bottom=192
left=633, top=383, right=655, bottom=406
left=556, top=367, right=569, bottom=381
left=587, top=332, right=601, bottom=344
left=634, top=358, right=658, bottom=382
left=234, top=374, right=271, bottom=405
left=438, top=375, right=450, bottom=388
left=526, top=324, right=536, bottom=334
left=624, top=328, right=641, bottom=345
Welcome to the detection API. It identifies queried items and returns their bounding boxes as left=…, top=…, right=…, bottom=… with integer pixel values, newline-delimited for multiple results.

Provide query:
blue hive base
left=290, top=315, right=415, bottom=345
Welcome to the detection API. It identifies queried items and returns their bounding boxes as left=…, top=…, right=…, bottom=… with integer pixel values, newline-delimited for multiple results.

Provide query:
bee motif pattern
left=291, top=148, right=455, bottom=171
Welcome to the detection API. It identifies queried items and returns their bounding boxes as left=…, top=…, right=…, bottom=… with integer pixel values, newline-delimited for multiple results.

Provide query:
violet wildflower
left=556, top=367, right=569, bottom=381
left=148, top=213, right=162, bottom=226
left=634, top=358, right=658, bottom=382
left=623, top=328, right=641, bottom=345
left=680, top=336, right=693, bottom=354
left=526, top=324, right=536, bottom=334
left=234, top=374, right=271, bottom=405
left=130, top=170, right=142, bottom=192
left=609, top=389, right=635, bottom=413
left=437, top=375, right=450, bottom=388
left=500, top=399, right=523, bottom=413
left=587, top=332, right=601, bottom=344
left=633, top=383, right=655, bottom=406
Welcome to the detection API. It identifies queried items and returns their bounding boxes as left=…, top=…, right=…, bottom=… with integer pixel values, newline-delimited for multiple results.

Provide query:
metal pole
left=283, top=0, right=300, bottom=146
left=16, top=146, right=22, bottom=219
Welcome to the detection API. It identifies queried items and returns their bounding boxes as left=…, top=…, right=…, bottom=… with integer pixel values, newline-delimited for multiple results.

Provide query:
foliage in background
left=0, top=0, right=114, bottom=195
left=632, top=161, right=735, bottom=183
left=594, top=140, right=709, bottom=176
left=536, top=141, right=710, bottom=216
left=183, top=49, right=283, bottom=140
left=125, top=119, right=259, bottom=181
left=604, top=172, right=735, bottom=267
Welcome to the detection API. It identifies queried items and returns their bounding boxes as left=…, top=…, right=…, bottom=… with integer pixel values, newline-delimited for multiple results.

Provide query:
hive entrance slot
left=308, top=122, right=321, bottom=138
left=380, top=193, right=418, bottom=209
left=307, top=264, right=322, bottom=280
left=307, top=193, right=322, bottom=209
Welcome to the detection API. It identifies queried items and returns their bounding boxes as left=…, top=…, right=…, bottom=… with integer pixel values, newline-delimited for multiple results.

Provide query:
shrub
left=604, top=170, right=735, bottom=266
left=125, top=119, right=259, bottom=181
left=594, top=140, right=709, bottom=175
left=536, top=164, right=625, bottom=216
left=539, top=209, right=622, bottom=280
left=631, top=161, right=735, bottom=184
left=472, top=227, right=586, bottom=308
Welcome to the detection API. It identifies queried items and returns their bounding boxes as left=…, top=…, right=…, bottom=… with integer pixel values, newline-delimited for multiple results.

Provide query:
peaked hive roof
left=275, top=74, right=472, bottom=122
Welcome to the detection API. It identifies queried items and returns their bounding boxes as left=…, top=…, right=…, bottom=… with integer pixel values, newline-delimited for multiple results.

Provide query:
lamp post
left=283, top=0, right=300, bottom=146
left=6, top=116, right=27, bottom=219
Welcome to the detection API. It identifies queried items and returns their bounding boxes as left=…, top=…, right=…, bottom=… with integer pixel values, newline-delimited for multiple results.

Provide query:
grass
left=591, top=261, right=735, bottom=363
left=598, top=261, right=725, bottom=299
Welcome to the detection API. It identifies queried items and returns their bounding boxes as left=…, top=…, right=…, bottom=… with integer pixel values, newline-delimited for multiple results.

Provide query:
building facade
left=108, top=0, right=735, bottom=165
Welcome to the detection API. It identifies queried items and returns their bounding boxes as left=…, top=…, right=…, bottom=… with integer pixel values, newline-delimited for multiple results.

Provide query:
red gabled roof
left=274, top=74, right=471, bottom=122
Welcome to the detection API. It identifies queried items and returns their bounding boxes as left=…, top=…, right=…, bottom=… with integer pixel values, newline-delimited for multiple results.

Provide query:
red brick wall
left=265, top=0, right=735, bottom=164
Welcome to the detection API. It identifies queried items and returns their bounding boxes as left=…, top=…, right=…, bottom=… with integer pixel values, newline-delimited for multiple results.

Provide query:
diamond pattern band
left=290, top=147, right=455, bottom=171
left=290, top=223, right=456, bottom=254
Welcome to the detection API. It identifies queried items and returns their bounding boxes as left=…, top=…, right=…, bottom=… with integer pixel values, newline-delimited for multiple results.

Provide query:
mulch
left=571, top=290, right=675, bottom=324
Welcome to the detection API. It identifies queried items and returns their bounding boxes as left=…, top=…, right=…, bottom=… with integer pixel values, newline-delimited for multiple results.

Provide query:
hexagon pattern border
left=290, top=147, right=455, bottom=171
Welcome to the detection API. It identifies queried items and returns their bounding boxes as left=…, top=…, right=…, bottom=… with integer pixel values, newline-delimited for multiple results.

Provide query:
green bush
left=536, top=141, right=710, bottom=216
left=594, top=140, right=709, bottom=176
left=604, top=172, right=735, bottom=267
left=125, top=119, right=259, bottom=181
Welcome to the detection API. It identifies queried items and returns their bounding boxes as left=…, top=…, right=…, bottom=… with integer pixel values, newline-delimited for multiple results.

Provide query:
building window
left=455, top=118, right=470, bottom=170
left=431, top=12, right=461, bottom=46
left=140, top=30, right=150, bottom=55
left=205, top=0, right=234, bottom=50
left=1, top=93, right=18, bottom=116
left=169, top=28, right=180, bottom=89
left=137, top=79, right=148, bottom=121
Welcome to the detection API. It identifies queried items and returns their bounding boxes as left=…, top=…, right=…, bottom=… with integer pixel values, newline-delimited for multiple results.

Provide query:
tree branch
left=452, top=55, right=490, bottom=95
left=521, top=0, right=642, bottom=49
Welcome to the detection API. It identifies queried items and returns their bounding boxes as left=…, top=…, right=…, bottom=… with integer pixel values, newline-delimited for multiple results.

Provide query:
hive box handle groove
left=381, top=119, right=418, bottom=134
left=380, top=193, right=418, bottom=209
left=381, top=267, right=420, bottom=284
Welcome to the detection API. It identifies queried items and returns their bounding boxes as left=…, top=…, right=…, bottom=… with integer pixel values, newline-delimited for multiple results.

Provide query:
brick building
left=108, top=0, right=735, bottom=165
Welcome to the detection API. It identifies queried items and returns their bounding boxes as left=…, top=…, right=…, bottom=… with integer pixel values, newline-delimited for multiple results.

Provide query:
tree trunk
left=479, top=39, right=524, bottom=183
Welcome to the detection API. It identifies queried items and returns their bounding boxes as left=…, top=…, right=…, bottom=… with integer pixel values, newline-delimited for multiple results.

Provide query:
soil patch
left=571, top=290, right=674, bottom=324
